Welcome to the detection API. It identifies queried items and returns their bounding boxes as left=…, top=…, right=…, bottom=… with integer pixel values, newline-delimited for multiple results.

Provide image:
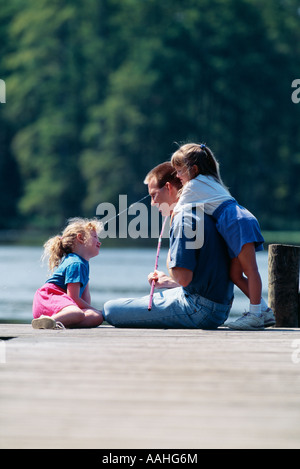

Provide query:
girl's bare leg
left=236, top=243, right=262, bottom=306
left=53, top=305, right=103, bottom=328
left=227, top=243, right=275, bottom=329
left=230, top=257, right=249, bottom=298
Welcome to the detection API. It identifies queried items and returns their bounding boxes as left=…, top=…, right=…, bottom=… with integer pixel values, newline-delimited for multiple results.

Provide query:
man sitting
left=103, top=162, right=234, bottom=329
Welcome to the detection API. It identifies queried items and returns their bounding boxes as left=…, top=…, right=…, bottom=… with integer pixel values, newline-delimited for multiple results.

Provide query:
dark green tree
left=0, top=1, right=21, bottom=229
left=1, top=0, right=300, bottom=232
left=5, top=0, right=89, bottom=228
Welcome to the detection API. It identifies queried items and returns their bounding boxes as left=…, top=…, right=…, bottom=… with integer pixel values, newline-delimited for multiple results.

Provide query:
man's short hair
left=144, top=162, right=182, bottom=190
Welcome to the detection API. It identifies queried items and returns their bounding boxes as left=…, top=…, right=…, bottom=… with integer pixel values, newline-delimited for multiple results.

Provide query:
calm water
left=0, top=246, right=269, bottom=324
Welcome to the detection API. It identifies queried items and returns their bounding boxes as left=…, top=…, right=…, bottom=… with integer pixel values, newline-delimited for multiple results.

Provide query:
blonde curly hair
left=42, top=217, right=103, bottom=272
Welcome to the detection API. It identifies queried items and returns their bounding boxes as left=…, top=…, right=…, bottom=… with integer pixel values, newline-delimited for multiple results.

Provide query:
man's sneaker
left=32, top=315, right=65, bottom=330
left=226, top=312, right=265, bottom=331
left=263, top=308, right=276, bottom=328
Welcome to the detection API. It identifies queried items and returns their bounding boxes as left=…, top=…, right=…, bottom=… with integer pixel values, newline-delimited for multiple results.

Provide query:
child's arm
left=67, top=282, right=95, bottom=310
left=81, top=283, right=91, bottom=305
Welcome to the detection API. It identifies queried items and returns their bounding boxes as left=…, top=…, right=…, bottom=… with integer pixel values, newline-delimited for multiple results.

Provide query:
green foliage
left=1, top=0, right=300, bottom=231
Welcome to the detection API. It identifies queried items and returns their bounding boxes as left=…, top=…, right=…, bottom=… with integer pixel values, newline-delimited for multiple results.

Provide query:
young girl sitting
left=171, top=143, right=275, bottom=331
left=32, top=217, right=103, bottom=329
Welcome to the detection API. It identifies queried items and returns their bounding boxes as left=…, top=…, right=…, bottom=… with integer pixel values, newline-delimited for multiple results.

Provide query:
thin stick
left=148, top=216, right=168, bottom=311
left=101, top=194, right=150, bottom=228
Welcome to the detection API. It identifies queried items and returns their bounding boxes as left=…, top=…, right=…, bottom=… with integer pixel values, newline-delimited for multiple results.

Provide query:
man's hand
left=148, top=270, right=180, bottom=289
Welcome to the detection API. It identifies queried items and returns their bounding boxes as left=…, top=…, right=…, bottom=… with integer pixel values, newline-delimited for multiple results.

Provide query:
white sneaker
left=262, top=308, right=276, bottom=328
left=32, top=315, right=65, bottom=330
left=226, top=312, right=265, bottom=330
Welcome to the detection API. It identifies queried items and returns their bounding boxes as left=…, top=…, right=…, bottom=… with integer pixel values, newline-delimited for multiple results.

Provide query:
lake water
left=0, top=246, right=269, bottom=324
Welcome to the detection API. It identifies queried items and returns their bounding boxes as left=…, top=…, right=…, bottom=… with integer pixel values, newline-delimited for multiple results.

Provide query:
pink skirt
left=32, top=283, right=78, bottom=319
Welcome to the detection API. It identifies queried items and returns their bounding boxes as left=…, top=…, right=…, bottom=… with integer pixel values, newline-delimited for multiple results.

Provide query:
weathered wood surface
left=268, top=244, right=300, bottom=327
left=1, top=324, right=300, bottom=449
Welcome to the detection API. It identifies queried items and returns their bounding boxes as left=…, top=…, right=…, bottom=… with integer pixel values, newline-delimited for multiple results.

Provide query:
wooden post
left=268, top=244, right=300, bottom=327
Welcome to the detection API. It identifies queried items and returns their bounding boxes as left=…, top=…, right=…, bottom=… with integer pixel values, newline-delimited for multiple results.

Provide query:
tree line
left=1, top=0, right=300, bottom=234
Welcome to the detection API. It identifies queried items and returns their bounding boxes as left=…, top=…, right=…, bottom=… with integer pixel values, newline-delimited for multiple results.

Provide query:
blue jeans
left=103, top=287, right=232, bottom=330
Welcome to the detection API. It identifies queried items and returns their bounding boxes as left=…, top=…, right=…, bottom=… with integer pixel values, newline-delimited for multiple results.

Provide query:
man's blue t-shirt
left=168, top=209, right=234, bottom=305
left=47, top=253, right=89, bottom=297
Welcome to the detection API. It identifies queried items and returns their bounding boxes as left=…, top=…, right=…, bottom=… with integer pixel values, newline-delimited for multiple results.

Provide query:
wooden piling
left=268, top=244, right=300, bottom=327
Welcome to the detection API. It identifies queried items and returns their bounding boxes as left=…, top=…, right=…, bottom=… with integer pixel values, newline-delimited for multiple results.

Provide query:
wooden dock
left=1, top=323, right=300, bottom=449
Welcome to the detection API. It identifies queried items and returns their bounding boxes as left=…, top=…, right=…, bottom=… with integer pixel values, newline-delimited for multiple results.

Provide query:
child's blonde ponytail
left=42, top=217, right=103, bottom=272
left=42, top=235, right=71, bottom=272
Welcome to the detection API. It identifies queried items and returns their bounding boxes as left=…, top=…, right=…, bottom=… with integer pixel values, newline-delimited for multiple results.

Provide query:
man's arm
left=168, top=265, right=193, bottom=287
left=168, top=212, right=196, bottom=288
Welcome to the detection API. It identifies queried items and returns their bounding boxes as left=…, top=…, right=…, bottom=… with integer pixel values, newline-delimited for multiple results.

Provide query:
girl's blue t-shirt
left=46, top=253, right=89, bottom=297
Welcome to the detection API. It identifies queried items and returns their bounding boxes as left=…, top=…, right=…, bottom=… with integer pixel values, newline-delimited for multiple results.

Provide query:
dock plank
left=1, top=324, right=300, bottom=449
